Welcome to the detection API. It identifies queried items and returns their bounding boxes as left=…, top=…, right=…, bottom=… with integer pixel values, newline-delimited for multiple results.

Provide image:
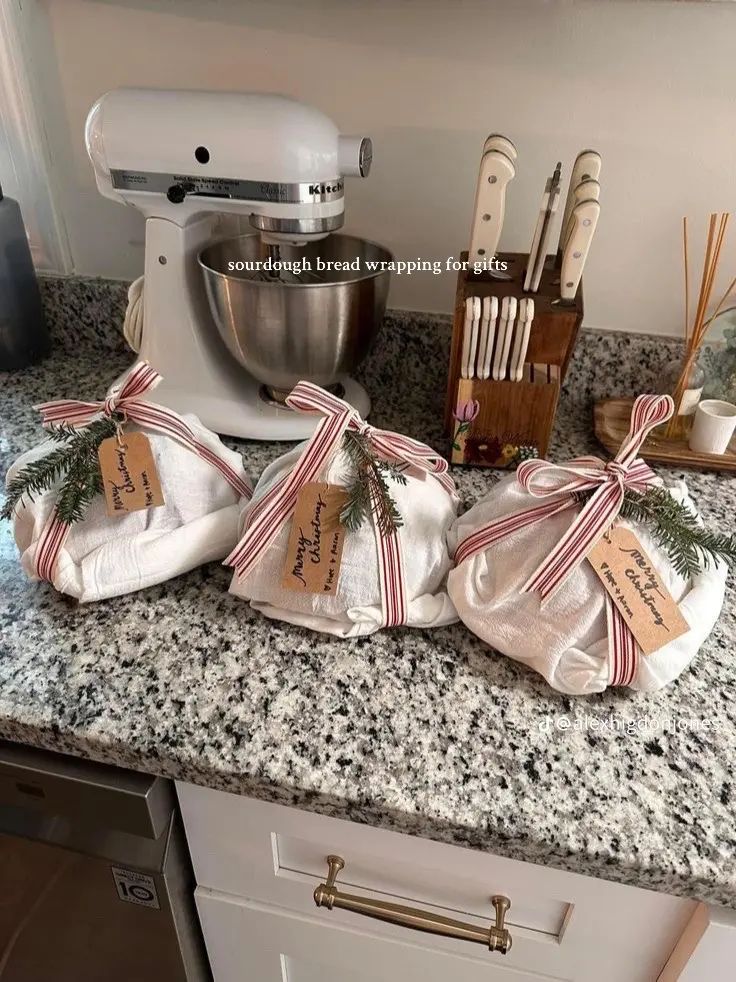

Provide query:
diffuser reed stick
left=683, top=217, right=690, bottom=344
left=705, top=273, right=736, bottom=332
left=666, top=212, right=731, bottom=438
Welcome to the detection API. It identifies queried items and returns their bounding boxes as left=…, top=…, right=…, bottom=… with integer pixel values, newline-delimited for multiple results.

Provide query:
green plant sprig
left=2, top=416, right=120, bottom=524
left=577, top=485, right=736, bottom=580
left=340, top=431, right=408, bottom=537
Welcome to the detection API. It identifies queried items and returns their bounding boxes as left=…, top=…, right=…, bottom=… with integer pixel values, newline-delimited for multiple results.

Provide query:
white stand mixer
left=85, top=88, right=375, bottom=439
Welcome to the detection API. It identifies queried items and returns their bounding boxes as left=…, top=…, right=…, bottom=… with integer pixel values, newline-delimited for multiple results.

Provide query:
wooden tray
left=594, top=397, right=736, bottom=472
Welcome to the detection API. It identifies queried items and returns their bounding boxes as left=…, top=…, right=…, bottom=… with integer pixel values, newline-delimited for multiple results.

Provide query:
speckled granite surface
left=1, top=276, right=735, bottom=908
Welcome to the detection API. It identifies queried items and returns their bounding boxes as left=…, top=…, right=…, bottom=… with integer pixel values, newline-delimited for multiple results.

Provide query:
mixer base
left=262, top=381, right=345, bottom=406
left=112, top=363, right=370, bottom=441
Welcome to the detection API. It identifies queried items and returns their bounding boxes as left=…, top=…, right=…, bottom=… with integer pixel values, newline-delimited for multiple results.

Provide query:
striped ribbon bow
left=453, top=393, right=674, bottom=687
left=32, top=361, right=251, bottom=582
left=225, top=380, right=457, bottom=628
left=517, top=392, right=673, bottom=600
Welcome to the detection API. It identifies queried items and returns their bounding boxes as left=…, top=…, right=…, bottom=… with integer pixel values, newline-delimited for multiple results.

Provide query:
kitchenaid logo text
left=226, top=255, right=509, bottom=276
left=308, top=181, right=343, bottom=195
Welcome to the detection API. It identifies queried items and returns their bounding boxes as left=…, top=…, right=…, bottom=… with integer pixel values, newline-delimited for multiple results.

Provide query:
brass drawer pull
left=313, top=855, right=512, bottom=954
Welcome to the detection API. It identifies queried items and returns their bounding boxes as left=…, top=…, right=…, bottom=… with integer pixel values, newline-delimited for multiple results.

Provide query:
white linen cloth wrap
left=7, top=416, right=248, bottom=602
left=447, top=475, right=726, bottom=694
left=229, top=443, right=460, bottom=637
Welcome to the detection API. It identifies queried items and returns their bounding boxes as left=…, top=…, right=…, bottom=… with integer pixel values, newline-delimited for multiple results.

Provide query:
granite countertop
left=1, top=278, right=735, bottom=909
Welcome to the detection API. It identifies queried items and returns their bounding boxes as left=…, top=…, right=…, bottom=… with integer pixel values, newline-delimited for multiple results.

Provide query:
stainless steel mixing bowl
left=198, top=233, right=392, bottom=400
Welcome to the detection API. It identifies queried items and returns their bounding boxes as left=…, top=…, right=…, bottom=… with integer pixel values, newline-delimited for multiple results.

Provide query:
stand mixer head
left=85, top=88, right=385, bottom=439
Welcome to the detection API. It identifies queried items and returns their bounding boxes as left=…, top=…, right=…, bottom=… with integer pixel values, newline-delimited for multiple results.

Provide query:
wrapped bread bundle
left=227, top=381, right=460, bottom=637
left=448, top=394, right=728, bottom=694
left=4, top=362, right=251, bottom=601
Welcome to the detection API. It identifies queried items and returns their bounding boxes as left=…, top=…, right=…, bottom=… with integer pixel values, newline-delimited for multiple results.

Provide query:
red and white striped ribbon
left=518, top=393, right=673, bottom=600
left=453, top=393, right=674, bottom=687
left=32, top=361, right=252, bottom=583
left=606, top=594, right=638, bottom=686
left=225, top=380, right=456, bottom=628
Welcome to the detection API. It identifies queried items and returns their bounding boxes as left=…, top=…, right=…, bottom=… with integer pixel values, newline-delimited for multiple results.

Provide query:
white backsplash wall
left=24, top=0, right=736, bottom=334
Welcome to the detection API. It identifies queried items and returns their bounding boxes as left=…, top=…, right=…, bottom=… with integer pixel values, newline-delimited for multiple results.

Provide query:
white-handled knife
left=573, top=177, right=600, bottom=205
left=460, top=297, right=473, bottom=378
left=467, top=295, right=481, bottom=376
left=477, top=296, right=491, bottom=379
left=468, top=150, right=516, bottom=269
left=559, top=178, right=600, bottom=252
left=559, top=198, right=601, bottom=303
left=510, top=298, right=535, bottom=381
left=491, top=297, right=510, bottom=380
left=479, top=296, right=499, bottom=379
left=483, top=133, right=517, bottom=161
left=492, top=296, right=518, bottom=380
left=499, top=296, right=519, bottom=379
left=557, top=150, right=602, bottom=256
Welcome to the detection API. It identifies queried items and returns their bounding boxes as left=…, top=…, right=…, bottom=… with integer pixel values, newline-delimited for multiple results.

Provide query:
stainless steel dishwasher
left=0, top=740, right=211, bottom=981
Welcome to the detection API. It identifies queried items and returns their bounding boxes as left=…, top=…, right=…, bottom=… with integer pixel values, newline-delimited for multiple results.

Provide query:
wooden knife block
left=444, top=250, right=584, bottom=467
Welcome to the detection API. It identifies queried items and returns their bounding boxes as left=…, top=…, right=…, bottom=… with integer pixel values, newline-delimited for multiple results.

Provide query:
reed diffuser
left=667, top=213, right=735, bottom=439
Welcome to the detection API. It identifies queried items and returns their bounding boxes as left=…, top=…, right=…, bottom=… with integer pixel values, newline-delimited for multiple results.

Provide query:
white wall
left=21, top=0, right=736, bottom=334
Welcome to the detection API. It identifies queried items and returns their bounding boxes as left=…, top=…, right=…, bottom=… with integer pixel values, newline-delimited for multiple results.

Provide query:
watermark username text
left=538, top=713, right=716, bottom=736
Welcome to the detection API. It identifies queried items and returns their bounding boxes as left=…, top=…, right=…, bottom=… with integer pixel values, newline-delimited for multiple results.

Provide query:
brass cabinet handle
left=313, top=855, right=512, bottom=954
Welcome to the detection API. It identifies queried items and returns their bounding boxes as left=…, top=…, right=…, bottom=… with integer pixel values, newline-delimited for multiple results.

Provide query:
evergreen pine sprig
left=577, top=485, right=736, bottom=580
left=340, top=431, right=408, bottom=536
left=2, top=416, right=120, bottom=524
left=620, top=487, right=736, bottom=579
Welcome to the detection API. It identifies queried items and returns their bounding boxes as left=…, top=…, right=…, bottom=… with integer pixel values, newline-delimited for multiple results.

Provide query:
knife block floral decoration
left=444, top=250, right=584, bottom=468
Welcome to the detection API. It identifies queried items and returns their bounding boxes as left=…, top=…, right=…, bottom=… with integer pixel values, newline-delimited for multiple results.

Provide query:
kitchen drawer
left=177, top=783, right=694, bottom=981
left=196, top=887, right=556, bottom=982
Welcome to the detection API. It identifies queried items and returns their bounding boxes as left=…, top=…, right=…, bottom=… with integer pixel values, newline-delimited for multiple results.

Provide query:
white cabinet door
left=659, top=903, right=736, bottom=980
left=177, top=783, right=695, bottom=982
left=196, top=888, right=563, bottom=982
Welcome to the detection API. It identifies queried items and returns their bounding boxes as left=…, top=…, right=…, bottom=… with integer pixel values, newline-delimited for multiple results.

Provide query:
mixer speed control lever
left=166, top=182, right=195, bottom=204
